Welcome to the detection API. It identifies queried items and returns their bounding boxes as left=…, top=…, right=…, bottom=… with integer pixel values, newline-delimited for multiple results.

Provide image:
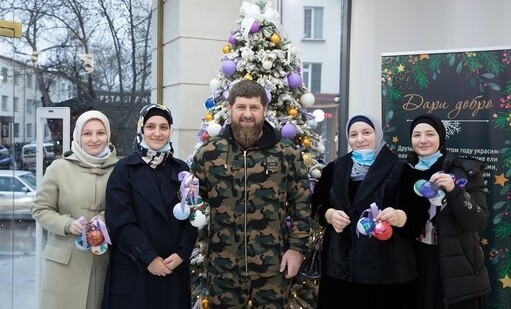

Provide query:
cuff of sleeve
left=64, top=220, right=73, bottom=235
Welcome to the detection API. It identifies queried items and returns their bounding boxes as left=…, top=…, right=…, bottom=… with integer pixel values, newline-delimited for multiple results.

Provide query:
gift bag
left=297, top=228, right=324, bottom=281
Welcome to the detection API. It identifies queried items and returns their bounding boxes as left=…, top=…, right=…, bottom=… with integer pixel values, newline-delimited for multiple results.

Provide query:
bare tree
left=1, top=0, right=153, bottom=154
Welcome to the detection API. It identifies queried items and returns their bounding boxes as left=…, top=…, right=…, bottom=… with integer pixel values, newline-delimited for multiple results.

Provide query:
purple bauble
left=419, top=181, right=438, bottom=199
left=228, top=34, right=238, bottom=45
left=250, top=21, right=260, bottom=33
left=287, top=73, right=302, bottom=88
left=221, top=60, right=237, bottom=76
left=265, top=89, right=272, bottom=103
left=281, top=123, right=297, bottom=139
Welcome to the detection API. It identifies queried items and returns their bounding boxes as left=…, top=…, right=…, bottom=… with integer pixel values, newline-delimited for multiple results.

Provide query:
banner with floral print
left=382, top=47, right=511, bottom=308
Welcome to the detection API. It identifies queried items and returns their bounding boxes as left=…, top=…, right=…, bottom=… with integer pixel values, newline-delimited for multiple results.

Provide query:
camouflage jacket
left=191, top=122, right=311, bottom=277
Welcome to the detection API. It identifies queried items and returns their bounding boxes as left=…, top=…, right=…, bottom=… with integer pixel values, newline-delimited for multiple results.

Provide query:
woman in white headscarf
left=311, top=114, right=428, bottom=308
left=32, top=110, right=118, bottom=309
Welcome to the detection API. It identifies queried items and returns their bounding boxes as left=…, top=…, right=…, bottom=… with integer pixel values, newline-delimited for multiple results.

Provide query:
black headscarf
left=410, top=114, right=446, bottom=151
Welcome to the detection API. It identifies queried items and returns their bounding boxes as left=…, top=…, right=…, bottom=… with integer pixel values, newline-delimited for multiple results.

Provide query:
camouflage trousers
left=208, top=271, right=292, bottom=308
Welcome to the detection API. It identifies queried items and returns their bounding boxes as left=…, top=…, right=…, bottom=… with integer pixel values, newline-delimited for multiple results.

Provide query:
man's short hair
left=227, top=80, right=268, bottom=106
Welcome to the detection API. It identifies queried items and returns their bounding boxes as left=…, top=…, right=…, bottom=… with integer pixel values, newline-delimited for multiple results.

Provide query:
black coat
left=401, top=150, right=491, bottom=305
left=311, top=145, right=427, bottom=284
left=102, top=153, right=198, bottom=309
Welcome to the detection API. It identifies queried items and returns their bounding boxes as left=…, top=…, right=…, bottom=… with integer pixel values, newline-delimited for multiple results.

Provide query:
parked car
left=0, top=153, right=13, bottom=169
left=0, top=170, right=37, bottom=220
left=21, top=143, right=55, bottom=172
left=0, top=145, right=9, bottom=156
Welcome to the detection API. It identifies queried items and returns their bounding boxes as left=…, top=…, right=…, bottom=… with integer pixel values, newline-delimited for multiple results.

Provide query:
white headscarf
left=71, top=110, right=112, bottom=166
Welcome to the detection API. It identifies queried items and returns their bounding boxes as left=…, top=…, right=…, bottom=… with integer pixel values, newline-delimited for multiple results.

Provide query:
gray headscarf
left=346, top=114, right=386, bottom=180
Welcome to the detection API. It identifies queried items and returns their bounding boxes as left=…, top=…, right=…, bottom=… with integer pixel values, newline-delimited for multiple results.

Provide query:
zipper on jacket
left=243, top=149, right=248, bottom=275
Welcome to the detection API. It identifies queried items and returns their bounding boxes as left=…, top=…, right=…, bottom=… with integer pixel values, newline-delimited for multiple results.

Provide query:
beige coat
left=32, top=148, right=118, bottom=309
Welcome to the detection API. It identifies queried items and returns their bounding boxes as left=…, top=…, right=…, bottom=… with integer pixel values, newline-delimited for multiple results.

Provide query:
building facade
left=0, top=55, right=74, bottom=151
left=278, top=0, right=342, bottom=161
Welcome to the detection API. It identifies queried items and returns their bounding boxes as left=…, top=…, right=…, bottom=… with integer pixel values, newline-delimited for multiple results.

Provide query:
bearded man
left=191, top=80, right=311, bottom=308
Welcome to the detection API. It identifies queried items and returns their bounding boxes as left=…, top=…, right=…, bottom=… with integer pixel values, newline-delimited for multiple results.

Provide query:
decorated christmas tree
left=190, top=1, right=326, bottom=308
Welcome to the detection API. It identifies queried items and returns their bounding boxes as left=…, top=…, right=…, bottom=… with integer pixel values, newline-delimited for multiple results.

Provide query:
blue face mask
left=352, top=149, right=376, bottom=166
left=415, top=151, right=443, bottom=171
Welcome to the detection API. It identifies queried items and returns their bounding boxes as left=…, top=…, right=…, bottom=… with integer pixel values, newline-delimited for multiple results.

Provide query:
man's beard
left=231, top=120, right=264, bottom=149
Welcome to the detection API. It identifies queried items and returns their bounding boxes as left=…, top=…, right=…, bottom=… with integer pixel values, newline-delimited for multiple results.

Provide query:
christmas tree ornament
left=187, top=196, right=208, bottom=228
left=206, top=122, right=222, bottom=136
left=244, top=73, right=253, bottom=80
left=221, top=60, right=237, bottom=76
left=228, top=34, right=238, bottom=45
left=86, top=222, right=105, bottom=246
left=302, top=137, right=311, bottom=148
left=222, top=90, right=230, bottom=99
left=306, top=119, right=318, bottom=129
left=200, top=297, right=210, bottom=309
left=288, top=107, right=298, bottom=117
left=205, top=113, right=214, bottom=122
left=302, top=153, right=313, bottom=167
left=290, top=46, right=298, bottom=56
left=287, top=72, right=302, bottom=88
left=265, top=88, right=272, bottom=103
left=91, top=243, right=108, bottom=255
left=429, top=189, right=446, bottom=206
left=173, top=203, right=191, bottom=220
left=262, top=60, right=273, bottom=70
left=270, top=33, right=281, bottom=44
left=312, top=109, right=325, bottom=122
left=281, top=123, right=297, bottom=139
left=373, top=221, right=393, bottom=240
left=241, top=49, right=254, bottom=59
left=310, top=168, right=322, bottom=179
left=414, top=179, right=446, bottom=206
left=204, top=97, right=215, bottom=110
left=222, top=45, right=231, bottom=54
left=316, top=142, right=325, bottom=154
left=200, top=131, right=210, bottom=143
left=356, top=217, right=375, bottom=235
left=414, top=179, right=437, bottom=198
left=249, top=21, right=260, bottom=33
left=75, top=235, right=90, bottom=250
left=413, top=179, right=428, bottom=197
left=209, top=78, right=220, bottom=90
left=190, top=209, right=208, bottom=228
left=300, top=93, right=315, bottom=108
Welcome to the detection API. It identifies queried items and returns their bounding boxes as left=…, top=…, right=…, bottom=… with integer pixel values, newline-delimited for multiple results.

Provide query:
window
left=14, top=97, right=20, bottom=112
left=26, top=73, right=33, bottom=88
left=26, top=123, right=32, bottom=138
left=304, top=7, right=324, bottom=39
left=14, top=70, right=21, bottom=85
left=13, top=123, right=19, bottom=138
left=27, top=99, right=34, bottom=113
left=1, top=96, right=8, bottom=111
left=0, top=67, right=7, bottom=83
left=302, top=62, right=322, bottom=93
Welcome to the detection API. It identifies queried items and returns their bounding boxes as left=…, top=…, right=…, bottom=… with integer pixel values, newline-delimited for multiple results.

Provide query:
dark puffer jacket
left=400, top=150, right=491, bottom=305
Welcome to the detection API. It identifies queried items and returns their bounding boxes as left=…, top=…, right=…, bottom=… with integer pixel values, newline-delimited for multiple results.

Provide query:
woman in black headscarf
left=400, top=114, right=490, bottom=308
left=311, top=114, right=426, bottom=308
left=102, top=103, right=197, bottom=309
